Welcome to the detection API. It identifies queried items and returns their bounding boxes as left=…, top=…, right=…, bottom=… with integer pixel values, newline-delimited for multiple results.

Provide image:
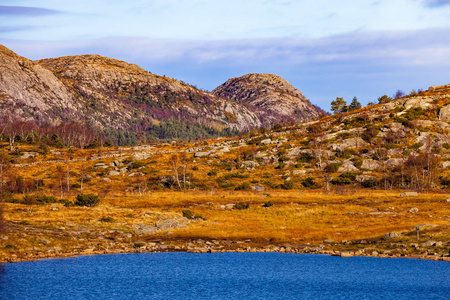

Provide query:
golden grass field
left=2, top=189, right=449, bottom=262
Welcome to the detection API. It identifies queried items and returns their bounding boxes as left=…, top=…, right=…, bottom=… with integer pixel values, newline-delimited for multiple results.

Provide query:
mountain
left=213, top=73, right=325, bottom=127
left=0, top=45, right=321, bottom=144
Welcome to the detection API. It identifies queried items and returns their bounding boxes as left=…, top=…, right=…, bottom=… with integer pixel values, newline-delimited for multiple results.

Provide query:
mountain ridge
left=0, top=45, right=323, bottom=143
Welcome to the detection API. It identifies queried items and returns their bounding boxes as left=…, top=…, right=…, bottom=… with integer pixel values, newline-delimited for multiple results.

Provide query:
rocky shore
left=2, top=236, right=449, bottom=264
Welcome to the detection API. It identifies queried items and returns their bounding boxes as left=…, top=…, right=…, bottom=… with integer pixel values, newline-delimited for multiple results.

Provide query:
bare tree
left=55, top=164, right=66, bottom=199
left=79, top=164, right=86, bottom=194
left=371, top=140, right=388, bottom=190
left=0, top=152, right=10, bottom=193
left=169, top=154, right=182, bottom=190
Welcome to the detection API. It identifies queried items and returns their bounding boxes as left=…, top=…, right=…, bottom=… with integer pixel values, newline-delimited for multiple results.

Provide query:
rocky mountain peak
left=213, top=73, right=323, bottom=127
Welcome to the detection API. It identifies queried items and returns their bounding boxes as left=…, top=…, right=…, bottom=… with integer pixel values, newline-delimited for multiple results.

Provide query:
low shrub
left=207, top=169, right=218, bottom=176
left=182, top=209, right=204, bottom=220
left=74, top=193, right=100, bottom=207
left=235, top=182, right=251, bottom=190
left=302, top=177, right=319, bottom=189
left=263, top=200, right=274, bottom=207
left=281, top=179, right=294, bottom=190
left=182, top=209, right=194, bottom=219
left=409, top=142, right=423, bottom=150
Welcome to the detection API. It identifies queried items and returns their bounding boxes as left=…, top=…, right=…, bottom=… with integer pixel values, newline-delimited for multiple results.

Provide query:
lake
left=0, top=252, right=449, bottom=299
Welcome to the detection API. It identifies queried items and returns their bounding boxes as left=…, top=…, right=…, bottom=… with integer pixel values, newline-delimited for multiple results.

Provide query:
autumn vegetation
left=1, top=85, right=450, bottom=262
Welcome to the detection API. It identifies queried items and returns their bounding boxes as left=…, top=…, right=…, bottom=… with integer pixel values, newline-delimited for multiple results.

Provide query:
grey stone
left=108, top=171, right=121, bottom=176
left=324, top=239, right=335, bottom=244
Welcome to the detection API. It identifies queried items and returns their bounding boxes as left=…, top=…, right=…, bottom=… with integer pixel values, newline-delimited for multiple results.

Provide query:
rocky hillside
left=0, top=45, right=77, bottom=122
left=0, top=45, right=325, bottom=144
left=213, top=73, right=325, bottom=127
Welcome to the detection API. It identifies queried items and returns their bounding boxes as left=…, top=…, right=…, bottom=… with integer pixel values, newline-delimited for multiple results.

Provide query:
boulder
left=401, top=192, right=418, bottom=197
left=439, top=104, right=450, bottom=121
left=194, top=152, right=209, bottom=158
left=292, top=170, right=307, bottom=176
left=361, top=159, right=381, bottom=170
left=132, top=224, right=158, bottom=235
left=340, top=251, right=354, bottom=258
left=421, top=240, right=437, bottom=247
left=156, top=219, right=187, bottom=230
left=215, top=146, right=230, bottom=154
left=408, top=207, right=419, bottom=213
left=108, top=171, right=121, bottom=176
left=22, top=152, right=39, bottom=159
left=386, top=158, right=406, bottom=168
left=330, top=137, right=368, bottom=151
left=261, top=138, right=272, bottom=145
left=404, top=97, right=434, bottom=110
left=356, top=175, right=376, bottom=183
left=251, top=184, right=265, bottom=192
left=385, top=232, right=401, bottom=240
left=240, top=160, right=259, bottom=170
left=338, top=161, right=358, bottom=172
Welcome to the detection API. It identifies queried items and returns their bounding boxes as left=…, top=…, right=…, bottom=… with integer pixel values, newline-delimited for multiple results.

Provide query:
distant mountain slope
left=0, top=45, right=324, bottom=144
left=213, top=73, right=325, bottom=127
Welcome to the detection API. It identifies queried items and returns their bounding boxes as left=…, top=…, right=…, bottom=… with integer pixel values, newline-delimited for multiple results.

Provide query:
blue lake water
left=0, top=252, right=449, bottom=299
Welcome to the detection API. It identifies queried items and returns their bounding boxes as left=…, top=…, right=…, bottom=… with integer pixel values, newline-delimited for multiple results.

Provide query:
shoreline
left=2, top=244, right=449, bottom=264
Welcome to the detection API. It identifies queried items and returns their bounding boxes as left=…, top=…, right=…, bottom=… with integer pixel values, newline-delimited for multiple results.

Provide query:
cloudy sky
left=1, top=0, right=450, bottom=110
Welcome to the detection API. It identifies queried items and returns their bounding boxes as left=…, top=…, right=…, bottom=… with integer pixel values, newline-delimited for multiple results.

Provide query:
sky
left=1, top=0, right=450, bottom=111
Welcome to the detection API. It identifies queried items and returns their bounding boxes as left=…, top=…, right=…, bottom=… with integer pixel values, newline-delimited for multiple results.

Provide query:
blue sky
left=1, top=0, right=450, bottom=110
